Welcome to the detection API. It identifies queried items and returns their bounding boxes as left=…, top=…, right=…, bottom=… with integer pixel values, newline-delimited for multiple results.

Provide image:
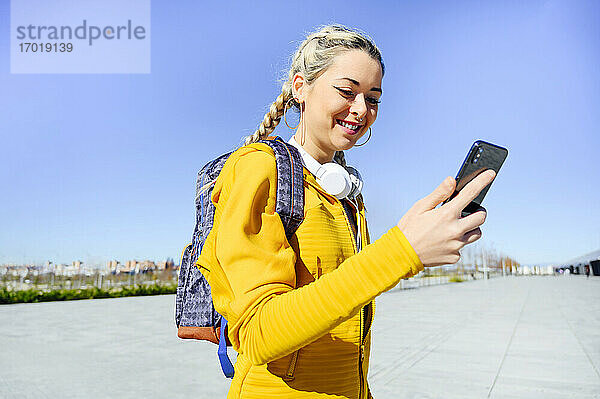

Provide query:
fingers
left=413, top=176, right=456, bottom=213
left=449, top=170, right=495, bottom=215
left=458, top=208, right=487, bottom=233
left=461, top=227, right=482, bottom=245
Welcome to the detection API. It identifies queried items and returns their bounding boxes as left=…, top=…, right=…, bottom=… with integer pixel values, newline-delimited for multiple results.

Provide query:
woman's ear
left=292, top=72, right=306, bottom=103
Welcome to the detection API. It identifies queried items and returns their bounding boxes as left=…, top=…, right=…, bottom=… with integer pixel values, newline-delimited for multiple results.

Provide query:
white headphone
left=287, top=136, right=363, bottom=200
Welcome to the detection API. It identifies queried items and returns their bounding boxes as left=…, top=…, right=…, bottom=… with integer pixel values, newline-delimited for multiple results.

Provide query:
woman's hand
left=397, top=170, right=496, bottom=267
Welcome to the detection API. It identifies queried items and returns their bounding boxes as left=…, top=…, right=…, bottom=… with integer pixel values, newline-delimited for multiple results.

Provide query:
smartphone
left=443, top=140, right=508, bottom=217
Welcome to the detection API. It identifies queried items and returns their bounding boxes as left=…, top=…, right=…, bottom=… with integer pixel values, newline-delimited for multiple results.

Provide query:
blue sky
left=1, top=0, right=598, bottom=266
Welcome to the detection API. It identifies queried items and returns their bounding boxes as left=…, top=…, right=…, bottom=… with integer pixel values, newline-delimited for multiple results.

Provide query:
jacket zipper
left=305, top=179, right=368, bottom=398
left=359, top=303, right=365, bottom=399
left=337, top=196, right=367, bottom=399
left=283, top=350, right=299, bottom=381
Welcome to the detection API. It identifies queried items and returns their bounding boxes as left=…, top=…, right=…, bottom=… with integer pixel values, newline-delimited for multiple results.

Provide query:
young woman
left=197, top=25, right=494, bottom=399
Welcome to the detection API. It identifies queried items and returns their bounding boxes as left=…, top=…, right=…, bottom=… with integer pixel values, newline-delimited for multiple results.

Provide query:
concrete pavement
left=1, top=276, right=598, bottom=398
left=369, top=276, right=600, bottom=398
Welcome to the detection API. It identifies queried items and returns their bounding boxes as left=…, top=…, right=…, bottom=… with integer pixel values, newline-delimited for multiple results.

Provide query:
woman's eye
left=334, top=86, right=380, bottom=105
left=335, top=87, right=354, bottom=97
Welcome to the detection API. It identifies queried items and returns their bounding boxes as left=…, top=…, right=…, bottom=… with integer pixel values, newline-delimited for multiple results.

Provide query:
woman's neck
left=292, top=133, right=334, bottom=164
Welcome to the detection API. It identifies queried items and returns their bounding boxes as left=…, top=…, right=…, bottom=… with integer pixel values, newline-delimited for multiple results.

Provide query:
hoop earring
left=284, top=98, right=301, bottom=130
left=300, top=111, right=306, bottom=145
left=354, top=127, right=372, bottom=147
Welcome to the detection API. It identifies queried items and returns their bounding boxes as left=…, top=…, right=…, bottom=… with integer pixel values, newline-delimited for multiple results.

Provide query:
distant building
left=555, top=249, right=600, bottom=276
left=107, top=260, right=119, bottom=273
left=126, top=260, right=137, bottom=273
left=139, top=260, right=156, bottom=273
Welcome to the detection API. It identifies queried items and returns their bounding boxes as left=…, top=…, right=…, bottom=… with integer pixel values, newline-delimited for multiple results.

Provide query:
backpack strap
left=217, top=318, right=235, bottom=378
left=216, top=137, right=304, bottom=379
left=259, top=136, right=305, bottom=239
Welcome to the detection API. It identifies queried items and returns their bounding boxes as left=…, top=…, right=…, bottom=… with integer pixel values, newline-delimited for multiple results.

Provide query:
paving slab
left=1, top=276, right=599, bottom=398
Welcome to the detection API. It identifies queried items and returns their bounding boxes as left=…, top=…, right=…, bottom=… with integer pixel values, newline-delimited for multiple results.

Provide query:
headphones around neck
left=288, top=136, right=363, bottom=200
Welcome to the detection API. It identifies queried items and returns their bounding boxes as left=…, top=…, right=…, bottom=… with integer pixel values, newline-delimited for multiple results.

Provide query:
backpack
left=175, top=136, right=305, bottom=378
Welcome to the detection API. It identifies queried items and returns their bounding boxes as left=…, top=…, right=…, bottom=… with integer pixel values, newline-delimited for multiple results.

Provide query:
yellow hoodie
left=197, top=143, right=423, bottom=399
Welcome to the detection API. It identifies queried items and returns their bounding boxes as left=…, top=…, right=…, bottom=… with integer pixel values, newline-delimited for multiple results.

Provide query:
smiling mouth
left=336, top=119, right=363, bottom=134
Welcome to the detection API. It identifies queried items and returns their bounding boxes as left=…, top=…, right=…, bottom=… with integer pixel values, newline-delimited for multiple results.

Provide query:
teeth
left=338, top=120, right=360, bottom=131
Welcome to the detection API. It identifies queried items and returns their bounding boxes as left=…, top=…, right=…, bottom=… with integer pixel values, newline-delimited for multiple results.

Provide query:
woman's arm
left=197, top=144, right=423, bottom=365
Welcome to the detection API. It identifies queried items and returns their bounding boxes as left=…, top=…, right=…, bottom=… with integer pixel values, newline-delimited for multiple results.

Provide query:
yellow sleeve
left=197, top=145, right=423, bottom=366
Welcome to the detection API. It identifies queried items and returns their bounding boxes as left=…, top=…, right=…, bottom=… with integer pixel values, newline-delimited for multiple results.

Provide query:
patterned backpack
left=175, top=136, right=305, bottom=378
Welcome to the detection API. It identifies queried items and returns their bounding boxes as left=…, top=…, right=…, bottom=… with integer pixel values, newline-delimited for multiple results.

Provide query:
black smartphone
left=443, top=140, right=508, bottom=217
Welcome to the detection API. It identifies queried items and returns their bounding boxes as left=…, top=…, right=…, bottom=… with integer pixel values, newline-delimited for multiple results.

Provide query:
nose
left=350, top=93, right=368, bottom=121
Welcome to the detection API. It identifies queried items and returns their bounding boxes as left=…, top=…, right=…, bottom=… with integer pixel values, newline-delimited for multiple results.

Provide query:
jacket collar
left=303, top=169, right=365, bottom=214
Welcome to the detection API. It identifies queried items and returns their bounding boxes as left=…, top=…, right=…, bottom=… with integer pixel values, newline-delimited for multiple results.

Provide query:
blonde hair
left=244, top=24, right=384, bottom=147
left=201, top=24, right=384, bottom=193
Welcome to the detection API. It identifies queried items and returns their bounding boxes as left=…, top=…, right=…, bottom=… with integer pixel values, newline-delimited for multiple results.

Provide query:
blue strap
left=217, top=318, right=235, bottom=378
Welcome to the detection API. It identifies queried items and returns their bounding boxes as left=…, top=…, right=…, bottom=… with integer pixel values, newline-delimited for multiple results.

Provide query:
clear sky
left=1, top=0, right=598, bottom=267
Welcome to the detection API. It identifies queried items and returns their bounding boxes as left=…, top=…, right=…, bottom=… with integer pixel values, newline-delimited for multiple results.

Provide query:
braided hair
left=201, top=25, right=384, bottom=193
left=244, top=24, right=384, bottom=144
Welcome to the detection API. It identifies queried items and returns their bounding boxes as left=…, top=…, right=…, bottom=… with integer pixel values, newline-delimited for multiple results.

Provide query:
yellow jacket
left=197, top=143, right=423, bottom=399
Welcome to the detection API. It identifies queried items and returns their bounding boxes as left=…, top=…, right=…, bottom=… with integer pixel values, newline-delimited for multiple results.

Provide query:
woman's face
left=293, top=49, right=383, bottom=163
